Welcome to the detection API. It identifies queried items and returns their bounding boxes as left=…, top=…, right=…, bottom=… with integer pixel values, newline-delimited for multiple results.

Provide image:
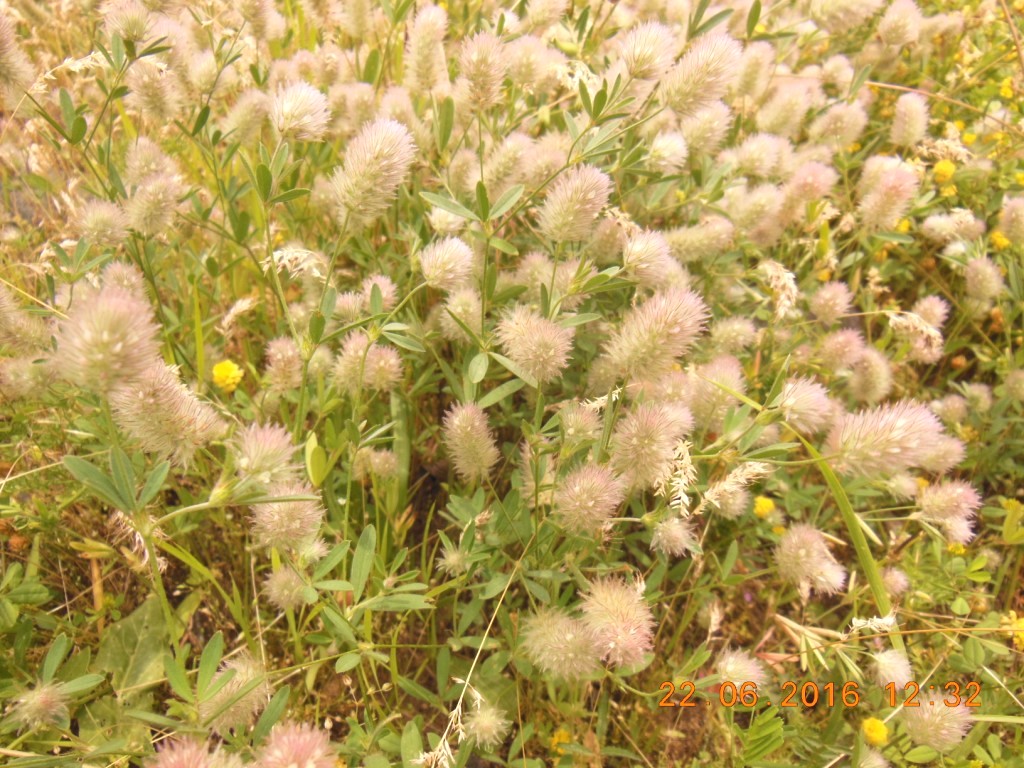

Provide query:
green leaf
left=382, top=330, right=425, bottom=353
left=64, top=455, right=132, bottom=511
left=467, top=352, right=489, bottom=384
left=109, top=447, right=136, bottom=512
left=269, top=187, right=310, bottom=204
left=746, top=0, right=761, bottom=36
left=362, top=48, right=381, bottom=84
left=475, top=180, right=490, bottom=220
left=904, top=746, right=939, bottom=764
left=59, top=88, right=76, bottom=132
left=314, top=579, right=355, bottom=592
left=42, top=635, right=70, bottom=682
left=488, top=236, right=518, bottom=255
left=362, top=594, right=433, bottom=612
left=313, top=541, right=350, bottom=581
left=401, top=720, right=424, bottom=767
left=305, top=433, right=328, bottom=487
left=420, top=190, right=480, bottom=221
left=192, top=105, right=210, bottom=135
left=488, top=184, right=524, bottom=220
left=139, top=462, right=169, bottom=507
left=164, top=653, right=193, bottom=702
left=335, top=651, right=361, bottom=672
left=70, top=116, right=88, bottom=145
left=7, top=581, right=50, bottom=606
left=691, top=7, right=733, bottom=37
left=950, top=596, right=971, bottom=615
left=478, top=377, right=525, bottom=408
left=196, top=631, right=225, bottom=698
left=579, top=79, right=593, bottom=117
left=490, top=352, right=539, bottom=388
left=252, top=685, right=291, bottom=744
left=94, top=597, right=168, bottom=700
left=436, top=96, right=454, bottom=153
left=256, top=163, right=273, bottom=202
left=57, top=673, right=105, bottom=696
left=351, top=525, right=376, bottom=603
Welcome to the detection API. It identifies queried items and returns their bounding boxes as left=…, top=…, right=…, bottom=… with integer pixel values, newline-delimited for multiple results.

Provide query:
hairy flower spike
left=520, top=607, right=601, bottom=680
left=330, top=119, right=416, bottom=229
left=199, top=653, right=271, bottom=735
left=554, top=462, right=624, bottom=534
left=442, top=402, right=500, bottom=485
left=618, top=21, right=677, bottom=80
left=596, top=288, right=708, bottom=386
left=495, top=305, right=574, bottom=385
left=418, top=237, right=475, bottom=290
left=56, top=283, right=161, bottom=395
left=826, top=401, right=947, bottom=478
left=258, top=722, right=335, bottom=768
left=270, top=82, right=330, bottom=141
left=250, top=481, right=325, bottom=553
left=900, top=693, right=972, bottom=752
left=537, top=165, right=612, bottom=242
left=661, top=34, right=742, bottom=117
left=404, top=5, right=449, bottom=92
left=580, top=576, right=655, bottom=669
left=110, top=364, right=227, bottom=466
left=775, top=524, right=847, bottom=598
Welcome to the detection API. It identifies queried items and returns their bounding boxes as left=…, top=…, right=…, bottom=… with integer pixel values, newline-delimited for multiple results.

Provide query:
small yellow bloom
left=1015, top=171, right=1024, bottom=186
left=771, top=524, right=786, bottom=536
left=1000, top=78, right=1014, bottom=99
left=846, top=142, right=862, bottom=153
left=953, top=120, right=966, bottom=131
left=754, top=496, right=776, bottom=518
left=915, top=476, right=930, bottom=492
left=947, top=542, right=966, bottom=556
left=1001, top=611, right=1024, bottom=651
left=862, top=717, right=889, bottom=747
left=990, top=230, right=1011, bottom=251
left=896, top=218, right=911, bottom=233
left=933, top=159, right=956, bottom=184
left=940, top=184, right=957, bottom=198
left=816, top=268, right=832, bottom=282
left=549, top=727, right=571, bottom=755
left=963, top=132, right=977, bottom=146
left=212, top=360, right=244, bottom=393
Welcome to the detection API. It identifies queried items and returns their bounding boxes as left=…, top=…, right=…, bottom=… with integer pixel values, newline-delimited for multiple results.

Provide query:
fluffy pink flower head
left=495, top=304, right=575, bottom=385
left=258, top=722, right=335, bottom=768
left=901, top=692, right=972, bottom=752
left=330, top=119, right=416, bottom=229
left=717, top=649, right=769, bottom=688
left=775, top=524, right=847, bottom=597
left=250, top=481, right=325, bottom=552
left=826, top=401, right=946, bottom=478
left=580, top=575, right=655, bottom=669
left=917, top=480, right=982, bottom=543
left=110, top=363, right=227, bottom=466
left=520, top=606, right=601, bottom=680
left=537, top=165, right=612, bottom=242
left=442, top=402, right=500, bottom=485
left=232, top=422, right=300, bottom=487
left=661, top=34, right=742, bottom=116
left=610, top=402, right=693, bottom=490
left=597, top=287, right=709, bottom=385
left=775, top=377, right=833, bottom=434
left=56, top=283, right=161, bottom=395
left=554, top=462, right=625, bottom=534
left=146, top=739, right=214, bottom=768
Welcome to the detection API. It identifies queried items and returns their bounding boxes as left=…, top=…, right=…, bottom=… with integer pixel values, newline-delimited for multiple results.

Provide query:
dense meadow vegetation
left=1, top=0, right=1023, bottom=765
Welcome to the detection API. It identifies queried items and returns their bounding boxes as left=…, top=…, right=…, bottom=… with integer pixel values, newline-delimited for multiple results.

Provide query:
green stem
left=799, top=437, right=905, bottom=653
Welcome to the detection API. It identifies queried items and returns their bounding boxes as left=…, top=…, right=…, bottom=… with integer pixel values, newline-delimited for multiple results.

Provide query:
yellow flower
left=862, top=717, right=889, bottom=747
left=953, top=120, right=966, bottom=131
left=771, top=524, right=786, bottom=536
left=212, top=360, right=244, bottom=393
left=1015, top=171, right=1024, bottom=186
left=754, top=496, right=776, bottom=518
left=816, top=268, right=832, bottom=282
left=549, top=728, right=571, bottom=755
left=990, top=230, right=1011, bottom=251
left=1000, top=78, right=1014, bottom=99
left=963, top=132, right=977, bottom=146
left=896, top=218, right=911, bottom=233
left=915, top=476, right=930, bottom=492
left=1001, top=611, right=1024, bottom=651
left=933, top=159, right=956, bottom=184
left=947, top=542, right=966, bottom=555
left=940, top=184, right=957, bottom=198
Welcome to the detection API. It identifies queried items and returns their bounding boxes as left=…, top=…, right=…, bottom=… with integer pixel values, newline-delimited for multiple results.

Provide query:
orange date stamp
left=658, top=680, right=982, bottom=709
